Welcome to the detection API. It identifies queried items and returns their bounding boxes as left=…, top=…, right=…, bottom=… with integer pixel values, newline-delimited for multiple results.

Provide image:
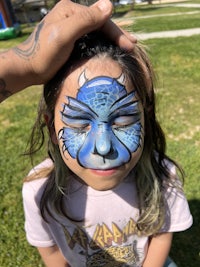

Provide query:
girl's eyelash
left=67, top=123, right=90, bottom=129
left=113, top=114, right=140, bottom=125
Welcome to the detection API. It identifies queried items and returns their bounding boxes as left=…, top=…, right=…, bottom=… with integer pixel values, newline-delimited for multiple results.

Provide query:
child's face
left=54, top=57, right=144, bottom=190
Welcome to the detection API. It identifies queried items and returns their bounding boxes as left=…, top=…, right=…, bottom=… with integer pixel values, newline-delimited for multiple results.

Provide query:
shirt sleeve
left=160, top=165, right=193, bottom=233
left=22, top=177, right=56, bottom=247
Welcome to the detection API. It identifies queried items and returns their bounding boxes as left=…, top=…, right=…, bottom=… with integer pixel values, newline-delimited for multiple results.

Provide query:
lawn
left=0, top=1, right=199, bottom=266
left=113, top=0, right=200, bottom=17
left=129, top=13, right=200, bottom=32
left=0, top=25, right=35, bottom=49
left=113, top=0, right=200, bottom=33
left=146, top=36, right=200, bottom=266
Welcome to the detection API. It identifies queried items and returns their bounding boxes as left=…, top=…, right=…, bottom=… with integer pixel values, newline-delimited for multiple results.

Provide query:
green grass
left=113, top=0, right=200, bottom=17
left=0, top=1, right=200, bottom=266
left=188, top=0, right=200, bottom=3
left=0, top=88, right=45, bottom=267
left=143, top=35, right=200, bottom=267
left=128, top=5, right=198, bottom=17
left=0, top=25, right=35, bottom=49
left=128, top=13, right=200, bottom=32
left=113, top=2, right=200, bottom=33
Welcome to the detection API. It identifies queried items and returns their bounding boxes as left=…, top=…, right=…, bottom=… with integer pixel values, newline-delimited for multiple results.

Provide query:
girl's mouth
left=90, top=168, right=119, bottom=176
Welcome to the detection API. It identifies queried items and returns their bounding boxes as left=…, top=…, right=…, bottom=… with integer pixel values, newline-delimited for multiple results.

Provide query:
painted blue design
left=59, top=76, right=142, bottom=169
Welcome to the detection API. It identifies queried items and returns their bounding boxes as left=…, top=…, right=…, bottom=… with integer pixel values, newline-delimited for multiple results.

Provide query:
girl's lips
left=90, top=168, right=119, bottom=176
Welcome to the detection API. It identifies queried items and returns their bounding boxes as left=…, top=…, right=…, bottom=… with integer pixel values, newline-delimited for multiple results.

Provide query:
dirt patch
left=116, top=20, right=133, bottom=27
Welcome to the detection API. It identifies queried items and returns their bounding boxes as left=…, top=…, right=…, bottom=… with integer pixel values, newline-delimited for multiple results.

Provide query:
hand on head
left=0, top=0, right=136, bottom=103
left=16, top=0, right=136, bottom=84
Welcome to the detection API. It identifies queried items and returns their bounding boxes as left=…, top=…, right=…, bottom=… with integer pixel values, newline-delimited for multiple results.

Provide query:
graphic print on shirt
left=58, top=71, right=143, bottom=169
left=62, top=217, right=142, bottom=266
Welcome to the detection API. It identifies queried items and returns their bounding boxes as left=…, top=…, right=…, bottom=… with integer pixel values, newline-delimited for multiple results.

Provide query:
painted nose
left=95, top=124, right=112, bottom=156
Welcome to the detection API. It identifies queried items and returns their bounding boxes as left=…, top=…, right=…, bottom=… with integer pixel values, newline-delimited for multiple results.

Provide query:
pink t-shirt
left=22, top=158, right=192, bottom=267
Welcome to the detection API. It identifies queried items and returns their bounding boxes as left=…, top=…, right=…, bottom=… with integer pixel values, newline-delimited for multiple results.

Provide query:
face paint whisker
left=62, top=144, right=66, bottom=153
left=61, top=111, right=93, bottom=122
left=110, top=110, right=141, bottom=122
left=58, top=129, right=64, bottom=140
left=110, top=91, right=136, bottom=110
left=61, top=99, right=98, bottom=125
left=64, top=96, right=98, bottom=118
left=109, top=107, right=141, bottom=126
left=112, top=100, right=138, bottom=112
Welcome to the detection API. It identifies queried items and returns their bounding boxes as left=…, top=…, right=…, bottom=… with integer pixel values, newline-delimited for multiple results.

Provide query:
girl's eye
left=62, top=115, right=91, bottom=131
left=113, top=115, right=140, bottom=128
left=69, top=122, right=91, bottom=131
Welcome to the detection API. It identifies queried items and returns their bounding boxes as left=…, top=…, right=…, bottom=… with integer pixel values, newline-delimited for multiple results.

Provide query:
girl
left=23, top=32, right=192, bottom=267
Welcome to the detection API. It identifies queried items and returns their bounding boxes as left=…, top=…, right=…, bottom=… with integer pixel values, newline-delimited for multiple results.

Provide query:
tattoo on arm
left=13, top=21, right=44, bottom=59
left=0, top=78, right=12, bottom=102
left=0, top=21, right=44, bottom=102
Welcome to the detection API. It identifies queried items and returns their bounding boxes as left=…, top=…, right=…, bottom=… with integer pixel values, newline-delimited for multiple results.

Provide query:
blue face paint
left=58, top=74, right=143, bottom=170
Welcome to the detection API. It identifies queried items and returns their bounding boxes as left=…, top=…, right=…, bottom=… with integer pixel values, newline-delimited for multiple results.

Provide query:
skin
left=54, top=57, right=144, bottom=191
left=143, top=233, right=173, bottom=267
left=0, top=0, right=136, bottom=103
left=37, top=246, right=70, bottom=267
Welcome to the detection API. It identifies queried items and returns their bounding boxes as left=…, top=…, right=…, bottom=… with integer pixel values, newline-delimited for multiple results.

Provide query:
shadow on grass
left=171, top=199, right=200, bottom=267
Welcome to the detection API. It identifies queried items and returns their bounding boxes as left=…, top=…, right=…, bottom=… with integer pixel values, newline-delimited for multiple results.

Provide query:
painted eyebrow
left=109, top=91, right=139, bottom=117
left=61, top=96, right=98, bottom=121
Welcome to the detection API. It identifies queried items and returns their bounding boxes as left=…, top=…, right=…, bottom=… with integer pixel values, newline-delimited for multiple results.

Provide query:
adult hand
left=18, top=0, right=136, bottom=84
left=0, top=0, right=136, bottom=102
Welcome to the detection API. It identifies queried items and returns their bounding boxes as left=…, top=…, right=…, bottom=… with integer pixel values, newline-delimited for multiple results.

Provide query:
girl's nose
left=95, top=124, right=112, bottom=156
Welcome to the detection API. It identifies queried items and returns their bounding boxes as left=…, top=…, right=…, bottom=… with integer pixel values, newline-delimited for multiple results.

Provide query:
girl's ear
left=44, top=113, right=58, bottom=145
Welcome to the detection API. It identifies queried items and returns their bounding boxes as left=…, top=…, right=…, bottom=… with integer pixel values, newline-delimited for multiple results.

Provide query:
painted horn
left=79, top=70, right=88, bottom=87
left=117, top=73, right=125, bottom=85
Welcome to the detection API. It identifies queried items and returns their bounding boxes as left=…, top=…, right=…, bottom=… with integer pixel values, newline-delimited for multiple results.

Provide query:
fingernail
left=96, top=0, right=109, bottom=12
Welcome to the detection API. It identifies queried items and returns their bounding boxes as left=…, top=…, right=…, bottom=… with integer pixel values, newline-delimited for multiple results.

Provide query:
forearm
left=0, top=49, right=34, bottom=102
left=37, top=246, right=70, bottom=267
left=143, top=233, right=173, bottom=267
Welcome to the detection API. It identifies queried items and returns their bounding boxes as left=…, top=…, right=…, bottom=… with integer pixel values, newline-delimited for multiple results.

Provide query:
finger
left=55, top=0, right=113, bottom=44
left=101, top=19, right=137, bottom=51
left=43, top=0, right=83, bottom=23
left=73, top=0, right=114, bottom=37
